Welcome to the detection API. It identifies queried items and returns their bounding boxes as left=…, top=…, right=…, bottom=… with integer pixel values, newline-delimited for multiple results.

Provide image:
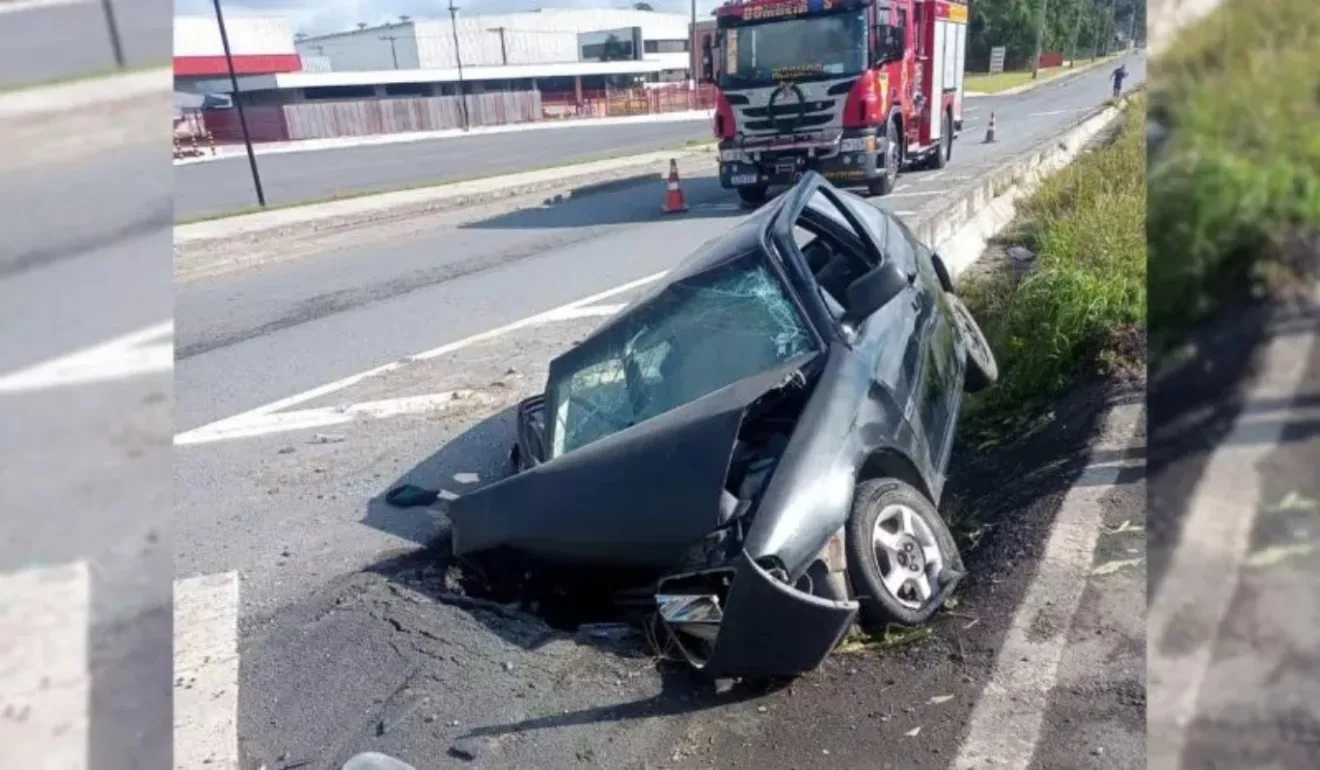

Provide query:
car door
left=889, top=214, right=962, bottom=469
left=834, top=192, right=955, bottom=471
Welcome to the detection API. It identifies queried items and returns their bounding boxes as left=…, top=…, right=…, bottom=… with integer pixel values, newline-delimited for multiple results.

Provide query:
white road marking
left=953, top=401, right=1144, bottom=770
left=1028, top=109, right=1089, bottom=117
left=173, top=274, right=665, bottom=446
left=0, top=0, right=92, bottom=16
left=174, top=571, right=240, bottom=770
left=538, top=302, right=628, bottom=323
left=0, top=321, right=173, bottom=394
left=175, top=390, right=488, bottom=446
left=0, top=561, right=90, bottom=770
left=1146, top=298, right=1319, bottom=770
left=887, top=189, right=944, bottom=199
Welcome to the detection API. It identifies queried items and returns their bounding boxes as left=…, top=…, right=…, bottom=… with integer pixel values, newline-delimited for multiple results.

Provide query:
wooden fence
left=199, top=85, right=715, bottom=144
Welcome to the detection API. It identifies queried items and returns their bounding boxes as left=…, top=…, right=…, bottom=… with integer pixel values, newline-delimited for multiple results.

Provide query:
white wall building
left=295, top=8, right=691, bottom=74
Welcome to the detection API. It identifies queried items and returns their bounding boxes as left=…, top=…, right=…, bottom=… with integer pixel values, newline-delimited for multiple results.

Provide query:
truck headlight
left=720, top=149, right=746, bottom=163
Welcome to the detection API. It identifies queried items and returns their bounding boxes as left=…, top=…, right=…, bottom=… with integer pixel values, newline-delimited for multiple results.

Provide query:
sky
left=176, top=0, right=725, bottom=37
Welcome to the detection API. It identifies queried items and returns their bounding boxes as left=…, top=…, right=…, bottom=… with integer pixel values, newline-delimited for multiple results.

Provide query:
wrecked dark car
left=448, top=171, right=998, bottom=679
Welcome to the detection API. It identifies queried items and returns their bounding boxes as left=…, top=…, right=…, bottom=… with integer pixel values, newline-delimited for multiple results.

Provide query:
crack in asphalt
left=0, top=199, right=173, bottom=279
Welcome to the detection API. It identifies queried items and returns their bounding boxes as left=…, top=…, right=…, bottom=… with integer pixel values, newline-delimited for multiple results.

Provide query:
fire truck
left=700, top=0, right=969, bottom=205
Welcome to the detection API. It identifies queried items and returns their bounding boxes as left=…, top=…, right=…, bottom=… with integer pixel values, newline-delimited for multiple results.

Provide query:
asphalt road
left=175, top=53, right=1144, bottom=433
left=172, top=54, right=1141, bottom=222
left=169, top=52, right=1148, bottom=768
left=0, top=0, right=172, bottom=89
left=0, top=87, right=172, bottom=769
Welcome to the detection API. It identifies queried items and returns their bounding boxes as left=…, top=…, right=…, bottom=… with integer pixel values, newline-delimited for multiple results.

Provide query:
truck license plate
left=730, top=174, right=759, bottom=186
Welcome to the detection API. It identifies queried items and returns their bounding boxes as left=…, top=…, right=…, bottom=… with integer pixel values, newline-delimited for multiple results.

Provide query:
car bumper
left=657, top=552, right=858, bottom=679
left=717, top=130, right=885, bottom=190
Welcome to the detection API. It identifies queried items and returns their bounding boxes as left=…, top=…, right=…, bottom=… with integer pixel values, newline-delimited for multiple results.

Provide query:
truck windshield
left=720, top=10, right=868, bottom=88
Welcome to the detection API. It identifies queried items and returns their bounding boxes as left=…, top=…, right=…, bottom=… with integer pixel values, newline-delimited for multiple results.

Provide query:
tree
left=633, top=2, right=655, bottom=9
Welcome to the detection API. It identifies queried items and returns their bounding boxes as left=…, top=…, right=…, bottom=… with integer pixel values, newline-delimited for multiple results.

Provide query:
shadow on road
left=461, top=173, right=743, bottom=231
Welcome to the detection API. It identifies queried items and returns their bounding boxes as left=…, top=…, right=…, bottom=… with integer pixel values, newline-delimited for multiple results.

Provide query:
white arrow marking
left=0, top=321, right=173, bottom=394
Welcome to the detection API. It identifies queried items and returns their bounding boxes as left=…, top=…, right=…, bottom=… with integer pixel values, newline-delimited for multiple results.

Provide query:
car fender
left=742, top=342, right=931, bottom=579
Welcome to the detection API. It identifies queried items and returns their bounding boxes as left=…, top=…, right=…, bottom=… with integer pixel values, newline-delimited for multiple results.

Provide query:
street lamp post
left=100, top=0, right=125, bottom=67
left=212, top=0, right=265, bottom=207
left=448, top=0, right=470, bottom=131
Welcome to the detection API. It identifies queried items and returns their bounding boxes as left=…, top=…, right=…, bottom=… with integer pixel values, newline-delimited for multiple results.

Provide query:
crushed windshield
left=720, top=11, right=867, bottom=88
left=547, top=254, right=817, bottom=458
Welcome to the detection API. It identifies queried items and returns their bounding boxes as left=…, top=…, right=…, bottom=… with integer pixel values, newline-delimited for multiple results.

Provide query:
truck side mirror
left=700, top=36, right=714, bottom=83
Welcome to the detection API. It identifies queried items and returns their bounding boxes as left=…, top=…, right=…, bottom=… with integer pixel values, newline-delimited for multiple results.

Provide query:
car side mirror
left=845, top=261, right=910, bottom=319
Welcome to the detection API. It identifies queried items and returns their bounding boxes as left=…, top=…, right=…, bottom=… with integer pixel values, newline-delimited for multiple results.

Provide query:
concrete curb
left=0, top=67, right=170, bottom=120
left=175, top=147, right=718, bottom=246
left=913, top=92, right=1137, bottom=277
left=174, top=109, right=716, bottom=166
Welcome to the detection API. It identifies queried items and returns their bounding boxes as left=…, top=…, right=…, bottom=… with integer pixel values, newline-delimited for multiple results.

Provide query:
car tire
left=947, top=292, right=999, bottom=393
left=846, top=478, right=965, bottom=629
left=867, top=118, right=900, bottom=197
left=737, top=185, right=769, bottom=207
left=932, top=254, right=956, bottom=294
left=931, top=110, right=953, bottom=170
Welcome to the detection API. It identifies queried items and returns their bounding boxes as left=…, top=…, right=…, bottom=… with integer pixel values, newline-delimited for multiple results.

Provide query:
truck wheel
left=737, top=185, right=769, bottom=208
left=931, top=110, right=953, bottom=170
left=846, top=478, right=964, bottom=629
left=867, top=119, right=900, bottom=197
left=947, top=292, right=999, bottom=393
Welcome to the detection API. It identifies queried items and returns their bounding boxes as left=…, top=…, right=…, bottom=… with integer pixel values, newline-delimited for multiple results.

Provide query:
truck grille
left=726, top=79, right=850, bottom=139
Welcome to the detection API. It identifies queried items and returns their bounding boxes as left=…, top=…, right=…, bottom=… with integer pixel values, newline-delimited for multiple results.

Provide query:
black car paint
left=447, top=173, right=970, bottom=677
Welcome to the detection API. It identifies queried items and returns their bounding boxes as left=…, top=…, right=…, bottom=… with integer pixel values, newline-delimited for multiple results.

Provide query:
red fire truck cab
left=701, top=0, right=969, bottom=205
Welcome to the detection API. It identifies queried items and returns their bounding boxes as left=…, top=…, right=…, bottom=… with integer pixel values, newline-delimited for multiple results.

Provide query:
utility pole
left=1068, top=2, right=1083, bottom=68
left=689, top=0, right=697, bottom=89
left=1031, top=0, right=1049, bottom=79
left=448, top=0, right=470, bottom=131
left=490, top=26, right=509, bottom=65
left=379, top=35, right=401, bottom=68
left=1128, top=1, right=1138, bottom=48
left=100, top=0, right=125, bottom=67
left=212, top=0, right=265, bottom=207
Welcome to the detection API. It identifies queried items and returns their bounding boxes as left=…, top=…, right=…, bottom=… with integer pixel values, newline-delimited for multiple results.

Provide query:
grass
left=958, top=95, right=1147, bottom=442
left=1147, top=0, right=1320, bottom=362
left=963, top=55, right=1115, bottom=94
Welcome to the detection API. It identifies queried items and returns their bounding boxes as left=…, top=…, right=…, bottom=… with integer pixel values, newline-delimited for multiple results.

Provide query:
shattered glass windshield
left=546, top=252, right=817, bottom=458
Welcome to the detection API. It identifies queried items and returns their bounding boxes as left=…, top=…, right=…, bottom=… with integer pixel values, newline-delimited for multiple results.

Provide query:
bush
left=1147, top=0, right=1320, bottom=359
left=961, top=97, right=1146, bottom=439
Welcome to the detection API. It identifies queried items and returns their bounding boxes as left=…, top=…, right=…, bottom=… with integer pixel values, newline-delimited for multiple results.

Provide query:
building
left=174, top=15, right=302, bottom=81
left=176, top=9, right=695, bottom=107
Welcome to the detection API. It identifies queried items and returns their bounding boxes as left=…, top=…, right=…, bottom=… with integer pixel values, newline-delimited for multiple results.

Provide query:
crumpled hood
left=448, top=357, right=816, bottom=570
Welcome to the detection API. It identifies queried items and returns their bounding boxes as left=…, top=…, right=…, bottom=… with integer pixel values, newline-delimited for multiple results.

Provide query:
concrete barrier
left=910, top=92, right=1136, bottom=279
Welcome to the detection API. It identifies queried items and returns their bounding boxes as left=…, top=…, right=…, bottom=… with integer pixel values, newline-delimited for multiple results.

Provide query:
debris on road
left=310, top=432, right=346, bottom=444
left=447, top=173, right=999, bottom=679
left=384, top=484, right=442, bottom=508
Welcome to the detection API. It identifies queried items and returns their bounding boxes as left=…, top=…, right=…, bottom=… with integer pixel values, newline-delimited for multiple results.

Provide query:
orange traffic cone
left=984, top=111, right=996, bottom=144
left=663, top=159, right=687, bottom=214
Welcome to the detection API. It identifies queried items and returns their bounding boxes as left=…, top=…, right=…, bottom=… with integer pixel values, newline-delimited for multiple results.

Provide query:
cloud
left=177, top=0, right=725, bottom=37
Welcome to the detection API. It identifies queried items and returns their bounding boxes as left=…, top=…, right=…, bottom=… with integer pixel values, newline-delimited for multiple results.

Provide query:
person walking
left=1111, top=63, right=1128, bottom=99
